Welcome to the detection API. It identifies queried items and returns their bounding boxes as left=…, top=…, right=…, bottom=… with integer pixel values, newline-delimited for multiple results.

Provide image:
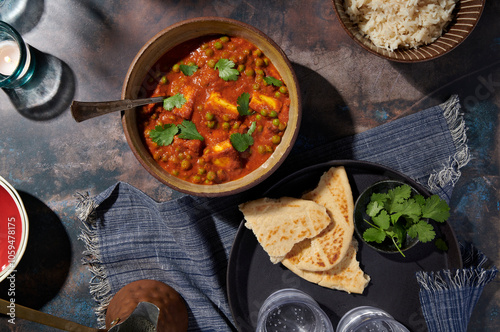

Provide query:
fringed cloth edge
left=75, top=192, right=112, bottom=329
left=416, top=243, right=498, bottom=331
left=427, top=95, right=471, bottom=194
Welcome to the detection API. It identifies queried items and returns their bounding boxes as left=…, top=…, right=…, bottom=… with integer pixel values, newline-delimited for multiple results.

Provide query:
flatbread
left=239, top=197, right=332, bottom=264
left=282, top=238, right=370, bottom=294
left=284, top=166, right=355, bottom=271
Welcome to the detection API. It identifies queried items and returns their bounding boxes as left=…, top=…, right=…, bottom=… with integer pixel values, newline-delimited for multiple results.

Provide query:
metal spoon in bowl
left=71, top=97, right=164, bottom=123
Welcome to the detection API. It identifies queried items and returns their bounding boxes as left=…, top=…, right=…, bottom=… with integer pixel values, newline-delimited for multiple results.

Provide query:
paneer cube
left=205, top=140, right=242, bottom=169
left=249, top=92, right=282, bottom=113
left=204, top=92, right=239, bottom=120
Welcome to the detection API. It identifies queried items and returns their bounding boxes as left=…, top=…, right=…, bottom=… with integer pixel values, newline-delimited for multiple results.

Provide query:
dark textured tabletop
left=0, top=1, right=498, bottom=331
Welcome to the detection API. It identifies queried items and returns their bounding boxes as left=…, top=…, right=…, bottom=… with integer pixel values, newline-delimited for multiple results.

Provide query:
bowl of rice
left=332, top=0, right=485, bottom=62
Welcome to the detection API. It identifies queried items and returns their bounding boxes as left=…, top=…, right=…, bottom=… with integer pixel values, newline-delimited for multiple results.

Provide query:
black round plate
left=227, top=160, right=462, bottom=332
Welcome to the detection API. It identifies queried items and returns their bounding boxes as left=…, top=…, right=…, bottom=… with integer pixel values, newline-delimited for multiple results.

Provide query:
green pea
left=220, top=36, right=230, bottom=43
left=279, top=122, right=287, bottom=131
left=201, top=43, right=209, bottom=50
left=205, top=48, right=214, bottom=57
left=269, top=110, right=278, bottom=118
left=214, top=41, right=223, bottom=50
left=207, top=121, right=216, bottom=129
left=181, top=159, right=192, bottom=170
left=255, top=58, right=264, bottom=67
left=245, top=68, right=255, bottom=77
left=237, top=64, right=245, bottom=72
left=207, top=171, right=216, bottom=181
left=275, top=92, right=281, bottom=98
left=222, top=122, right=230, bottom=130
left=192, top=175, right=201, bottom=183
left=256, top=114, right=262, bottom=121
left=257, top=145, right=266, bottom=154
left=172, top=64, right=180, bottom=72
left=207, top=59, right=217, bottom=68
left=160, top=76, right=167, bottom=84
left=264, top=58, right=270, bottom=66
left=255, top=69, right=264, bottom=76
left=260, top=110, right=268, bottom=117
left=253, top=83, right=260, bottom=91
left=279, top=86, right=288, bottom=94
left=233, top=122, right=240, bottom=129
left=257, top=125, right=263, bottom=132
left=253, top=49, right=262, bottom=57
left=266, top=145, right=273, bottom=153
left=198, top=168, right=206, bottom=175
left=205, top=112, right=214, bottom=121
left=272, top=118, right=280, bottom=127
left=222, top=115, right=230, bottom=121
left=172, top=170, right=179, bottom=176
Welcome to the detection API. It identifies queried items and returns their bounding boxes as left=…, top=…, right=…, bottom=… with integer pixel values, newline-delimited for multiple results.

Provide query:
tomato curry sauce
left=138, top=35, right=290, bottom=185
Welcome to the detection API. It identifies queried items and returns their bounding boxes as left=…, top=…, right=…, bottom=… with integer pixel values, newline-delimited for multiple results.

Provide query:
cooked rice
left=344, top=0, right=457, bottom=51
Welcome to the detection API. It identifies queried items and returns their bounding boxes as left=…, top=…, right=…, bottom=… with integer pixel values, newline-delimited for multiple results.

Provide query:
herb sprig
left=149, top=120, right=204, bottom=146
left=362, top=184, right=450, bottom=256
left=230, top=122, right=256, bottom=152
left=163, top=93, right=187, bottom=111
left=215, top=59, right=240, bottom=81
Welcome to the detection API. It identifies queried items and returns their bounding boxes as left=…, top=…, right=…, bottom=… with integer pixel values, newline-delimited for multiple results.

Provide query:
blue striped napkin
left=78, top=95, right=497, bottom=331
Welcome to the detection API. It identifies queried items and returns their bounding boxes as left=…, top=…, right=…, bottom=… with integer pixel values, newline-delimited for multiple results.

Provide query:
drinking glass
left=336, top=306, right=410, bottom=332
left=0, top=20, right=35, bottom=88
left=256, top=288, right=334, bottom=332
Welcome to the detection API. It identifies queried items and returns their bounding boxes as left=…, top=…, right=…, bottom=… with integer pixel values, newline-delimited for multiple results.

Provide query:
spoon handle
left=71, top=97, right=164, bottom=122
left=0, top=298, right=105, bottom=331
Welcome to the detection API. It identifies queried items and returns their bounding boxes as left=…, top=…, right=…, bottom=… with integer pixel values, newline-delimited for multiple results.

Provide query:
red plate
left=0, top=176, right=29, bottom=281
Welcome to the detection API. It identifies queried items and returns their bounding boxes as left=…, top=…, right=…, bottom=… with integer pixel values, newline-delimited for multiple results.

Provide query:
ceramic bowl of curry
left=122, top=17, right=301, bottom=196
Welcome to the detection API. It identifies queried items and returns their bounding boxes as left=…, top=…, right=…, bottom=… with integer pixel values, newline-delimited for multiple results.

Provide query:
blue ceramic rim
left=0, top=20, right=30, bottom=87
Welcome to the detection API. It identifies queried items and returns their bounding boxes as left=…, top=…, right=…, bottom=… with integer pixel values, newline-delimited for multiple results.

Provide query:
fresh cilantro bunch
left=362, top=184, right=450, bottom=256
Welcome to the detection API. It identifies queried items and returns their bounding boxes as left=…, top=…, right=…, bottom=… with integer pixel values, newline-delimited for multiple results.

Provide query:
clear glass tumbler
left=0, top=20, right=35, bottom=88
left=256, top=288, right=334, bottom=332
left=336, top=306, right=410, bottom=332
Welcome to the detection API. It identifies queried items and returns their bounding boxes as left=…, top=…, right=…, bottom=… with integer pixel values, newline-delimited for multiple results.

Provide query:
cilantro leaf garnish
left=362, top=184, right=450, bottom=257
left=163, top=93, right=187, bottom=111
left=230, top=122, right=256, bottom=152
left=149, top=124, right=179, bottom=146
left=264, top=76, right=283, bottom=87
left=180, top=64, right=198, bottom=76
left=214, top=59, right=240, bottom=81
left=421, top=195, right=450, bottom=222
left=237, top=92, right=252, bottom=116
left=178, top=120, right=204, bottom=141
left=435, top=238, right=449, bottom=251
left=149, top=120, right=203, bottom=146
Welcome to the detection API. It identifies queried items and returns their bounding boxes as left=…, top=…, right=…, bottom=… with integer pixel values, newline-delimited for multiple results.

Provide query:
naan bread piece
left=287, top=166, right=354, bottom=271
left=282, top=239, right=370, bottom=294
left=239, top=197, right=332, bottom=264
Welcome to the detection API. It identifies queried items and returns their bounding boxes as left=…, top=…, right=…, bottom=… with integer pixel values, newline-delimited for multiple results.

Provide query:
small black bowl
left=354, top=180, right=420, bottom=254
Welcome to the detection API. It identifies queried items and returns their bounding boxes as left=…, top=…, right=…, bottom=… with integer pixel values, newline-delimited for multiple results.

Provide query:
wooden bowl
left=122, top=17, right=301, bottom=196
left=332, top=0, right=485, bottom=62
